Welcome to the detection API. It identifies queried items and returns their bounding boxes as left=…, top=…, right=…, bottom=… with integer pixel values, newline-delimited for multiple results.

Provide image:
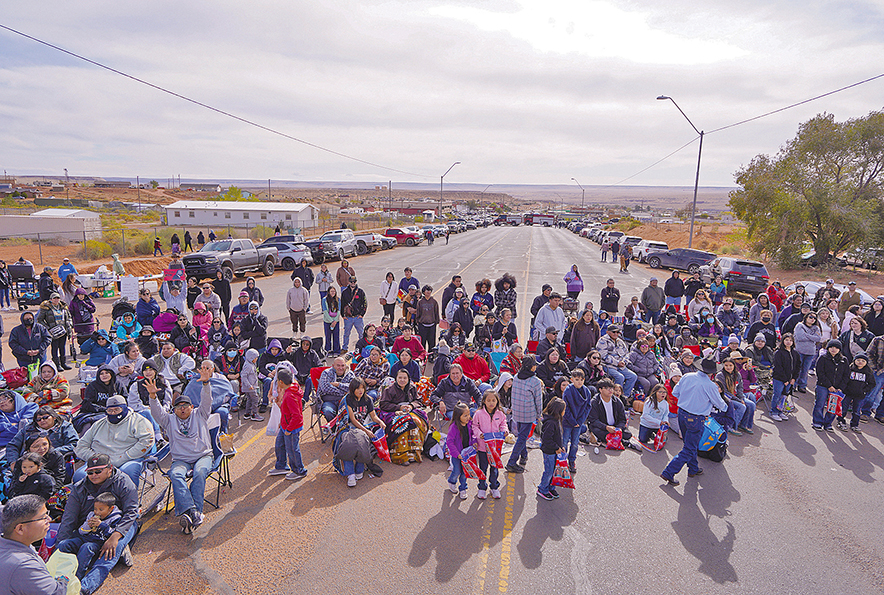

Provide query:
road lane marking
left=139, top=430, right=268, bottom=532
left=517, top=231, right=534, bottom=342
left=498, top=479, right=515, bottom=592
left=430, top=228, right=514, bottom=301
left=475, top=498, right=495, bottom=594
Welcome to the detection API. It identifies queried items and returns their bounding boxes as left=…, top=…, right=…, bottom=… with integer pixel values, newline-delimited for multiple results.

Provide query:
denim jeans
left=538, top=453, right=556, bottom=493
left=324, top=321, right=340, bottom=354
left=72, top=459, right=145, bottom=488
left=448, top=457, right=467, bottom=491
left=797, top=352, right=815, bottom=391
left=563, top=425, right=582, bottom=465
left=274, top=428, right=305, bottom=474
left=342, top=459, right=364, bottom=476
left=662, top=409, right=704, bottom=478
left=771, top=378, right=787, bottom=417
left=812, top=385, right=835, bottom=428
left=605, top=365, right=637, bottom=396
left=506, top=420, right=533, bottom=467
left=739, top=394, right=757, bottom=429
left=138, top=410, right=162, bottom=438
left=638, top=424, right=659, bottom=443
left=321, top=400, right=339, bottom=421
left=58, top=523, right=137, bottom=595
left=0, top=287, right=9, bottom=307
left=728, top=398, right=746, bottom=431
left=645, top=310, right=661, bottom=324
left=477, top=450, right=499, bottom=490
left=861, top=370, right=884, bottom=416
left=262, top=377, right=273, bottom=407
left=665, top=296, right=682, bottom=308
left=169, top=453, right=214, bottom=516
left=342, top=316, right=364, bottom=353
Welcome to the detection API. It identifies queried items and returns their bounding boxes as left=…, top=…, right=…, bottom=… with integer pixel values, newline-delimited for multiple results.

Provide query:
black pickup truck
left=260, top=234, right=334, bottom=265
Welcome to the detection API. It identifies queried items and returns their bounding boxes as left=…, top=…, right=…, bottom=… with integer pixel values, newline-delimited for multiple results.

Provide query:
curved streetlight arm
left=570, top=177, right=584, bottom=191
left=442, top=162, right=461, bottom=179
left=657, top=95, right=701, bottom=136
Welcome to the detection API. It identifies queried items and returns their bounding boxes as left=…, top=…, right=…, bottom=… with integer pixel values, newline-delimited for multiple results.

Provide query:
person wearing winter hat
left=812, top=339, right=850, bottom=431
left=228, top=290, right=252, bottom=330
left=73, top=395, right=154, bottom=487
left=660, top=358, right=728, bottom=486
left=718, top=333, right=746, bottom=362
left=839, top=351, right=875, bottom=432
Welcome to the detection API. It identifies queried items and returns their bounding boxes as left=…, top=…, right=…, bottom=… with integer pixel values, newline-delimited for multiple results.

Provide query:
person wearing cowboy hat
left=661, top=357, right=729, bottom=486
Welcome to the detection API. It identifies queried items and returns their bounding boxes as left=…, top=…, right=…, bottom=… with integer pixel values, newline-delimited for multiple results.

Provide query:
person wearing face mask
left=8, top=311, right=51, bottom=368
left=74, top=396, right=155, bottom=487
left=747, top=309, right=777, bottom=350
left=214, top=341, right=244, bottom=400
left=240, top=301, right=268, bottom=352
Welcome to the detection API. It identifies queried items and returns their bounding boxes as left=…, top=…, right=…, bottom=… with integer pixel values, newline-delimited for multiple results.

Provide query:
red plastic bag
left=606, top=429, right=625, bottom=450
left=483, top=431, right=505, bottom=469
left=460, top=446, right=486, bottom=481
left=653, top=423, right=669, bottom=451
left=1, top=367, right=28, bottom=389
left=371, top=428, right=391, bottom=462
left=826, top=390, right=844, bottom=416
left=550, top=453, right=575, bottom=489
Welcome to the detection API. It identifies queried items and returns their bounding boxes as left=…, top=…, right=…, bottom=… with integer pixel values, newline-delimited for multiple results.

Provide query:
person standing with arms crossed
left=660, top=357, right=729, bottom=486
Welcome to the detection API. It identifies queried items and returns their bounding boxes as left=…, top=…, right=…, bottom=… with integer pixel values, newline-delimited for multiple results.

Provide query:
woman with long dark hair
left=323, top=285, right=341, bottom=355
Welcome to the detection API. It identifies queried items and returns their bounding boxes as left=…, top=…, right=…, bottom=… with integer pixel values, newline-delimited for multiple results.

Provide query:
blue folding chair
left=490, top=352, right=506, bottom=375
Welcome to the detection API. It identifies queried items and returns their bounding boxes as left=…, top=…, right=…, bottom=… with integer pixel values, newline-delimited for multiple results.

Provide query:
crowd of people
left=2, top=242, right=882, bottom=593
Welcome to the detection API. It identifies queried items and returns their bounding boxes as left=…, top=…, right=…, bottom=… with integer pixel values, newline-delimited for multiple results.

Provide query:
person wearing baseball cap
left=58, top=257, right=78, bottom=283
left=73, top=396, right=154, bottom=488
left=150, top=362, right=214, bottom=534
left=660, top=357, right=728, bottom=486
left=537, top=325, right=566, bottom=363
left=838, top=281, right=861, bottom=316
left=56, top=450, right=140, bottom=593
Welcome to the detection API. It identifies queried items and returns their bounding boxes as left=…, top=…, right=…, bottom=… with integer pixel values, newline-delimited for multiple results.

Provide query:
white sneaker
left=354, top=472, right=363, bottom=480
left=448, top=482, right=458, bottom=493
left=771, top=414, right=784, bottom=422
left=476, top=489, right=487, bottom=500
left=268, top=468, right=289, bottom=476
left=459, top=490, right=468, bottom=500
left=191, top=511, right=205, bottom=529
left=491, top=489, right=501, bottom=499
left=347, top=474, right=357, bottom=487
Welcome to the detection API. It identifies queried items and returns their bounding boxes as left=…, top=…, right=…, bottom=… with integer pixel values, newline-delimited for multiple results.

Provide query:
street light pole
left=571, top=177, right=585, bottom=211
left=440, top=161, right=460, bottom=219
left=657, top=95, right=703, bottom=249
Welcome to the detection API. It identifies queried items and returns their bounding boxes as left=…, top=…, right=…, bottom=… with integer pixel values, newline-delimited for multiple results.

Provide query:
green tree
left=729, top=111, right=884, bottom=267
left=219, top=186, right=243, bottom=201
left=149, top=180, right=159, bottom=189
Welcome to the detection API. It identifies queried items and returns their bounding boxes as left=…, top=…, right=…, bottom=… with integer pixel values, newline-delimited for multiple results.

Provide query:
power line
left=606, top=136, right=699, bottom=187
left=0, top=23, right=430, bottom=179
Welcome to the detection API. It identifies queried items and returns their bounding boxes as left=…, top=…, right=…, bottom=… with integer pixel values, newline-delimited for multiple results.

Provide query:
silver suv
left=319, top=230, right=358, bottom=260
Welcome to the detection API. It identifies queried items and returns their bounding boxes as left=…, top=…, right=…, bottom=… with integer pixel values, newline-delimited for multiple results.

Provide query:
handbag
left=49, top=325, right=67, bottom=339
left=1, top=367, right=29, bottom=389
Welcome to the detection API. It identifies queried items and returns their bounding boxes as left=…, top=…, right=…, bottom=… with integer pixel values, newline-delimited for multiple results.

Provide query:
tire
left=281, top=257, right=295, bottom=271
left=262, top=259, right=275, bottom=277
left=356, top=241, right=367, bottom=255
left=338, top=249, right=345, bottom=261
left=314, top=253, right=325, bottom=265
left=221, top=266, right=234, bottom=282
left=687, top=263, right=700, bottom=275
left=406, top=238, right=415, bottom=247
left=648, top=257, right=661, bottom=269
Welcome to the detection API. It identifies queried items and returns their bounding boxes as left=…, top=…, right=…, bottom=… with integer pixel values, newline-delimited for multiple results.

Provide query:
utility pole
left=136, top=176, right=141, bottom=209
left=268, top=179, right=271, bottom=200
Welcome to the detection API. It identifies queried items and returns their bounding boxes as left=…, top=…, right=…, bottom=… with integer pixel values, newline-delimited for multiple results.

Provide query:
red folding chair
left=308, top=366, right=330, bottom=439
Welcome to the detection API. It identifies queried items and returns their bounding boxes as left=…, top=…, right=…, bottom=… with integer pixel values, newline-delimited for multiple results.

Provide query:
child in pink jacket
left=472, top=389, right=508, bottom=500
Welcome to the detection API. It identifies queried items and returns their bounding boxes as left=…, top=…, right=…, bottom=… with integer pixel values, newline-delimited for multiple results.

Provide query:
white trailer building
left=164, top=201, right=319, bottom=229
left=0, top=208, right=102, bottom=241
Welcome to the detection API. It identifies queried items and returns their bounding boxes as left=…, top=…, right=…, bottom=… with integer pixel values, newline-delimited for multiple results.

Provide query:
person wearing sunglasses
left=4, top=406, right=79, bottom=475
left=57, top=453, right=139, bottom=594
left=0, top=494, right=68, bottom=595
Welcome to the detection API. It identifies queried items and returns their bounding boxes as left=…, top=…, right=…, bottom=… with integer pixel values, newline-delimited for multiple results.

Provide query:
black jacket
left=530, top=294, right=550, bottom=319
left=816, top=351, right=849, bottom=391
left=81, top=365, right=117, bottom=415
left=8, top=313, right=52, bottom=366
left=212, top=278, right=232, bottom=306
left=846, top=363, right=876, bottom=399
left=664, top=276, right=684, bottom=298
left=588, top=395, right=628, bottom=434
left=772, top=347, right=801, bottom=383
left=540, top=415, right=563, bottom=455
left=341, top=286, right=367, bottom=317
left=289, top=346, right=321, bottom=379
left=684, top=279, right=704, bottom=300
left=600, top=287, right=620, bottom=313
left=58, top=467, right=139, bottom=541
left=241, top=313, right=268, bottom=351
left=290, top=265, right=315, bottom=290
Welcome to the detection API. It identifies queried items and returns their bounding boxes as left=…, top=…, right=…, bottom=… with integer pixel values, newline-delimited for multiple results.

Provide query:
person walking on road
left=641, top=277, right=665, bottom=324
left=183, top=230, right=193, bottom=253
left=601, top=239, right=610, bottom=262
left=660, top=357, right=729, bottom=486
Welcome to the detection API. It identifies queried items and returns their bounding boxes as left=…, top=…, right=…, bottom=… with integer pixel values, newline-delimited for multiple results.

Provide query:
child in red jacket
left=268, top=369, right=307, bottom=480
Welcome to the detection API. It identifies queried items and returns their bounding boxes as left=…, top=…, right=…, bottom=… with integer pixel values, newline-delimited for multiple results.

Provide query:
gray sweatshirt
left=150, top=381, right=213, bottom=464
left=0, top=537, right=66, bottom=595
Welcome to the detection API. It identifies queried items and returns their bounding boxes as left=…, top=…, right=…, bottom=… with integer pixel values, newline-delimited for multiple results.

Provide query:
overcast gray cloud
left=1, top=0, right=884, bottom=187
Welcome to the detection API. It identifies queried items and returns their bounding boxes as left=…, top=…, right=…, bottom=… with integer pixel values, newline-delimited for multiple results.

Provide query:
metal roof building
left=164, top=200, right=318, bottom=228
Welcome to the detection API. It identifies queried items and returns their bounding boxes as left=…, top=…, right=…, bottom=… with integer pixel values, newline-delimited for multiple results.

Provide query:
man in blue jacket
left=0, top=390, right=38, bottom=455
left=8, top=311, right=50, bottom=367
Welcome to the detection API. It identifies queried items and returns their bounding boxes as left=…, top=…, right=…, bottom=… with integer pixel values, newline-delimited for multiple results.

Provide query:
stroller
left=561, top=297, right=580, bottom=316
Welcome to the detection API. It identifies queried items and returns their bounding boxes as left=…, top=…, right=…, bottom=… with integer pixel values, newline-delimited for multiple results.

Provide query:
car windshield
left=323, top=234, right=341, bottom=242
left=735, top=261, right=766, bottom=269
left=201, top=241, right=232, bottom=252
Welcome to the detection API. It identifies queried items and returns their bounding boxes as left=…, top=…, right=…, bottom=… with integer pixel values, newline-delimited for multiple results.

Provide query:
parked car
left=261, top=241, right=314, bottom=270
left=785, top=281, right=875, bottom=306
left=633, top=240, right=669, bottom=263
left=843, top=248, right=884, bottom=270
left=699, top=257, right=770, bottom=294
left=646, top=248, right=716, bottom=274
left=261, top=234, right=333, bottom=265
left=385, top=227, right=424, bottom=246
left=183, top=239, right=277, bottom=281
left=623, top=236, right=642, bottom=248
left=319, top=229, right=359, bottom=260
left=354, top=232, right=384, bottom=255
left=380, top=236, right=397, bottom=250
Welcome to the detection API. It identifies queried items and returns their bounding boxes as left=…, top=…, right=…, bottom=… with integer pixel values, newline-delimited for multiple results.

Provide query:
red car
left=384, top=228, right=424, bottom=247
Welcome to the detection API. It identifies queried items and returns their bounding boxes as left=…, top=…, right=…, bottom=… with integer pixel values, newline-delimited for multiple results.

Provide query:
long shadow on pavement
left=515, top=491, right=579, bottom=570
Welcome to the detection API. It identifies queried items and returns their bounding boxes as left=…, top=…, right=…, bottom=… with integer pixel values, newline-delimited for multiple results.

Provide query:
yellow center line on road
left=517, top=231, right=534, bottom=342
left=474, top=498, right=495, bottom=594
left=498, top=479, right=515, bottom=592
left=139, top=429, right=268, bottom=532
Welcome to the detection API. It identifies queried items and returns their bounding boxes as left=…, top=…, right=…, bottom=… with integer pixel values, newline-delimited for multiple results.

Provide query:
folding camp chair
left=490, top=351, right=506, bottom=376
left=161, top=413, right=233, bottom=514
left=526, top=340, right=539, bottom=355
left=308, top=366, right=330, bottom=441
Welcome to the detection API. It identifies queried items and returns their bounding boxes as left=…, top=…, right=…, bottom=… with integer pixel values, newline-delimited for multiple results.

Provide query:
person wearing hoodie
left=195, top=282, right=221, bottom=319
left=812, top=339, right=850, bottom=431
left=286, top=277, right=310, bottom=334
left=5, top=406, right=79, bottom=471
left=9, top=311, right=51, bottom=367
left=191, top=301, right=213, bottom=336
left=214, top=341, right=244, bottom=404
left=152, top=308, right=181, bottom=334
left=22, top=361, right=72, bottom=412
left=115, top=311, right=142, bottom=343
left=240, top=348, right=263, bottom=421
left=839, top=352, right=876, bottom=432
left=126, top=319, right=156, bottom=356
left=205, top=317, right=231, bottom=360
left=505, top=357, right=544, bottom=474
left=127, top=360, right=172, bottom=445
left=258, top=339, right=286, bottom=411
left=749, top=293, right=778, bottom=327
left=74, top=395, right=155, bottom=487
left=135, top=288, right=160, bottom=328
left=289, top=336, right=321, bottom=402
left=241, top=301, right=268, bottom=352
left=562, top=368, right=592, bottom=474
left=79, top=329, right=118, bottom=369
left=69, top=287, right=97, bottom=343
left=73, top=365, right=117, bottom=433
left=33, top=292, right=73, bottom=370
left=0, top=391, right=38, bottom=456
left=244, top=276, right=264, bottom=307
left=212, top=269, right=232, bottom=323
left=228, top=290, right=251, bottom=331
left=109, top=341, right=146, bottom=386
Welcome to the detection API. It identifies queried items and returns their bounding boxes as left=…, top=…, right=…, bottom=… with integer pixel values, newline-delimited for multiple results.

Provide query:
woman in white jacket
left=315, top=263, right=334, bottom=303
left=379, top=271, right=398, bottom=320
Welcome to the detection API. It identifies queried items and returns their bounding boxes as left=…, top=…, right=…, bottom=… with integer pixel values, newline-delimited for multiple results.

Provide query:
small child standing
left=8, top=453, right=56, bottom=500
left=840, top=352, right=876, bottom=432
left=562, top=369, right=592, bottom=475
left=471, top=390, right=508, bottom=500
left=639, top=384, right=669, bottom=444
left=446, top=402, right=473, bottom=500
left=268, top=369, right=307, bottom=480
left=241, top=348, right=263, bottom=422
left=538, top=397, right=566, bottom=501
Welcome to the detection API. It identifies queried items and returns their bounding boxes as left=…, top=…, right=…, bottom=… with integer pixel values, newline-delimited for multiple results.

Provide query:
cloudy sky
left=2, top=1, right=883, bottom=188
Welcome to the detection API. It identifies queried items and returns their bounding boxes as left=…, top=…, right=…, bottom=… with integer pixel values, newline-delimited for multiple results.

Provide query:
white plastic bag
left=45, top=551, right=81, bottom=595
left=265, top=403, right=281, bottom=436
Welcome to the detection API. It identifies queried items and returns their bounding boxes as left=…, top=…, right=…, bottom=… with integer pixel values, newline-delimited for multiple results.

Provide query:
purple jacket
left=446, top=422, right=474, bottom=460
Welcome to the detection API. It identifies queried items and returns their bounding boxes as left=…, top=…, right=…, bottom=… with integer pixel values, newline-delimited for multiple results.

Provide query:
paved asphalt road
left=96, top=226, right=884, bottom=595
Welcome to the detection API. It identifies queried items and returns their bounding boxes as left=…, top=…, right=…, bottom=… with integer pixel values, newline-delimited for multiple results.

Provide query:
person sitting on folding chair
left=317, top=357, right=355, bottom=423
left=150, top=362, right=214, bottom=534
